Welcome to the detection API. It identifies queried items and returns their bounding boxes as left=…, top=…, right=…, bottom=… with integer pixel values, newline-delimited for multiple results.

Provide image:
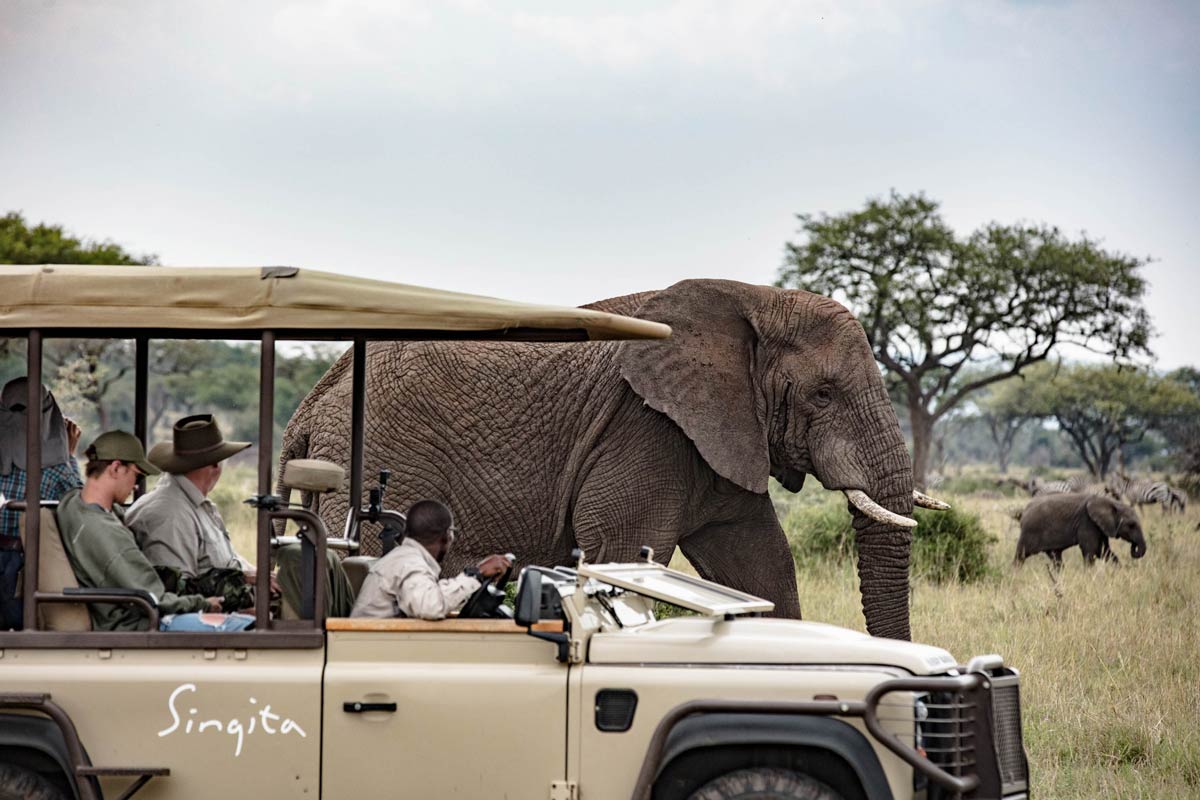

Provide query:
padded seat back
left=341, top=555, right=378, bottom=599
left=283, top=459, right=345, bottom=494
left=19, top=509, right=92, bottom=631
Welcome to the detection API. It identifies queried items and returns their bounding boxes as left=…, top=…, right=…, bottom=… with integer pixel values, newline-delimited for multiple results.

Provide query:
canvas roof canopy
left=0, top=265, right=671, bottom=341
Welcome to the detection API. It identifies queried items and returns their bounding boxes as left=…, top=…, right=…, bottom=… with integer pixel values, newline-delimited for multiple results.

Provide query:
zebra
left=1005, top=475, right=1109, bottom=497
left=1106, top=473, right=1181, bottom=513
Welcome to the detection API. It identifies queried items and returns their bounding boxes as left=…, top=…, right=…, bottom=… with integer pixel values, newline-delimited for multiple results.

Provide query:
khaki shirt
left=126, top=473, right=245, bottom=578
left=351, top=538, right=481, bottom=620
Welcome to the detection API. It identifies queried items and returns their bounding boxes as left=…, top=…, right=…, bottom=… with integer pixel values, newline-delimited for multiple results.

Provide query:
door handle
left=343, top=701, right=397, bottom=713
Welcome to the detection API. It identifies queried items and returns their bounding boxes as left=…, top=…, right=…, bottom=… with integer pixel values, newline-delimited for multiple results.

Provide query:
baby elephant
left=1015, top=493, right=1146, bottom=568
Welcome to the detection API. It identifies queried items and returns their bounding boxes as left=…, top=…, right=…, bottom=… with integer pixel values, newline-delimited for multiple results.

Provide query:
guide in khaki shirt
left=350, top=499, right=512, bottom=620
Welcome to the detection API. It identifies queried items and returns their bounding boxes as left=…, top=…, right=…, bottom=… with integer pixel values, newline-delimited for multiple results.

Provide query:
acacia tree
left=0, top=212, right=155, bottom=426
left=777, top=191, right=1153, bottom=487
left=974, top=374, right=1040, bottom=474
left=1019, top=363, right=1199, bottom=478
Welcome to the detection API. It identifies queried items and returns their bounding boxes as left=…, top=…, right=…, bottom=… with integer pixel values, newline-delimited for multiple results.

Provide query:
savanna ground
left=209, top=463, right=1199, bottom=799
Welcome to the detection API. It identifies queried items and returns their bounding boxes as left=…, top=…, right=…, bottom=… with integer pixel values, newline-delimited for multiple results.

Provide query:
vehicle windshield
left=578, top=562, right=774, bottom=617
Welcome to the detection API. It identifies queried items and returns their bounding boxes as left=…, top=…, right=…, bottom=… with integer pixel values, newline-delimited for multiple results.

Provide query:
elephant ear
left=615, top=280, right=771, bottom=494
left=1085, top=496, right=1119, bottom=538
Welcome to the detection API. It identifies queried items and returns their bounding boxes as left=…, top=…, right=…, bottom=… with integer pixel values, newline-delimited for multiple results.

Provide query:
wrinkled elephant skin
left=280, top=280, right=917, bottom=639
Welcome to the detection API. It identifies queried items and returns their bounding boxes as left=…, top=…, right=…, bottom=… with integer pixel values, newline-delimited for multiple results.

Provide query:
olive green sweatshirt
left=55, top=488, right=207, bottom=631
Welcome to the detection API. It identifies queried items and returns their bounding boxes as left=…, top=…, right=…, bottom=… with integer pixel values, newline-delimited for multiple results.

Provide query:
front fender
left=652, top=712, right=891, bottom=800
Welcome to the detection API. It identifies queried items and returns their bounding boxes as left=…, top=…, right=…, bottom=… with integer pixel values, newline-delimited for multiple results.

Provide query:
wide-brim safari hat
left=148, top=414, right=251, bottom=473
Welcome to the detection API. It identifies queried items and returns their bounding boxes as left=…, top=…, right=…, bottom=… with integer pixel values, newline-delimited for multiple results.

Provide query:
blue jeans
left=160, top=612, right=255, bottom=632
left=0, top=549, right=23, bottom=630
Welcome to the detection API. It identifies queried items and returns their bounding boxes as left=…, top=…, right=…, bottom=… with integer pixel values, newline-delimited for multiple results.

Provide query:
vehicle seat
left=18, top=509, right=91, bottom=631
left=282, top=458, right=345, bottom=495
left=341, top=556, right=377, bottom=598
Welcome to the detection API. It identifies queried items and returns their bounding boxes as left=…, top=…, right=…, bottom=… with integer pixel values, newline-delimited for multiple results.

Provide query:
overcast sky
left=2, top=0, right=1196, bottom=367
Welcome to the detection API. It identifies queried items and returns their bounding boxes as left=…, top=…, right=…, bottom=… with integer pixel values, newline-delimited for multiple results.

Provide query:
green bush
left=782, top=496, right=996, bottom=584
left=910, top=506, right=997, bottom=583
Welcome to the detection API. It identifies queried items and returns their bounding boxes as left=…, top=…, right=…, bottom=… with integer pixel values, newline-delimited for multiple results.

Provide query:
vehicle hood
left=587, top=617, right=958, bottom=676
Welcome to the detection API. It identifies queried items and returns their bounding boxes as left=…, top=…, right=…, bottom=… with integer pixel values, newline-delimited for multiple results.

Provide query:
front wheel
left=0, top=762, right=69, bottom=800
left=687, top=767, right=844, bottom=800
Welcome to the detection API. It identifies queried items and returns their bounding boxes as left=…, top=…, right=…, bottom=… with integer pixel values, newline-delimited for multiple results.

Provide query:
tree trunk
left=908, top=402, right=935, bottom=490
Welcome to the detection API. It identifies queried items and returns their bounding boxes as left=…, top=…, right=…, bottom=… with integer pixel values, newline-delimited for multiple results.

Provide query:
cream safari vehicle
left=0, top=266, right=1028, bottom=800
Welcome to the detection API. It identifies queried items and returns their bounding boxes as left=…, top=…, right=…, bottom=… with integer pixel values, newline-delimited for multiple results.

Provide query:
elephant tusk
left=844, top=489, right=918, bottom=529
left=912, top=489, right=952, bottom=510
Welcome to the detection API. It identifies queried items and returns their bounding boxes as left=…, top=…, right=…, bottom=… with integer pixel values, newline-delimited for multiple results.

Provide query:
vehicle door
left=322, top=618, right=569, bottom=799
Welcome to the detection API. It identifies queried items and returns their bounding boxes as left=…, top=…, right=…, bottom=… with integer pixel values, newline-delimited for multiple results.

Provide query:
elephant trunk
left=1131, top=540, right=1146, bottom=559
left=850, top=437, right=915, bottom=641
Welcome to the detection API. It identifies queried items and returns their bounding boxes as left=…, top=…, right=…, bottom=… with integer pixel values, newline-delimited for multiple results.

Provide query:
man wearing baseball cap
left=55, top=431, right=253, bottom=632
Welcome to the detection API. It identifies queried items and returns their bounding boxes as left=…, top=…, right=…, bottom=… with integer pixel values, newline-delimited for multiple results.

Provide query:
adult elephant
left=1015, top=493, right=1147, bottom=568
left=280, top=280, right=941, bottom=640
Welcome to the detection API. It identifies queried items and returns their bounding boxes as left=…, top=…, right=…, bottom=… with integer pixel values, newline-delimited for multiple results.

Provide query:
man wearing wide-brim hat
left=127, top=415, right=259, bottom=585
left=128, top=414, right=353, bottom=618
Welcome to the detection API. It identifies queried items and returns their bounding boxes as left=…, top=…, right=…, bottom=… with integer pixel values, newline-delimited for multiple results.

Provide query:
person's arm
left=397, top=570, right=481, bottom=620
left=128, top=505, right=201, bottom=578
left=99, top=542, right=208, bottom=616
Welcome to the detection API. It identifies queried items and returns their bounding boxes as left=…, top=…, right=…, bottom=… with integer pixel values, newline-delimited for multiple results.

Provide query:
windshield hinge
left=550, top=780, right=579, bottom=800
left=568, top=638, right=584, bottom=664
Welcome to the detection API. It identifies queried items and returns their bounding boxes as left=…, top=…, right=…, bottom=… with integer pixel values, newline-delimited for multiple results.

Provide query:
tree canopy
left=776, top=191, right=1154, bottom=487
left=993, top=362, right=1200, bottom=479
left=1, top=211, right=158, bottom=425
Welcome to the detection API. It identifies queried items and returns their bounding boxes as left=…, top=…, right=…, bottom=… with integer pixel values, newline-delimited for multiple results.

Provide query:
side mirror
left=514, top=569, right=543, bottom=627
left=515, top=568, right=570, bottom=662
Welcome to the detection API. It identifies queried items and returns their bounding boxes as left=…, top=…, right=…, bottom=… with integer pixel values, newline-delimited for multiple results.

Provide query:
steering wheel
left=457, top=555, right=515, bottom=619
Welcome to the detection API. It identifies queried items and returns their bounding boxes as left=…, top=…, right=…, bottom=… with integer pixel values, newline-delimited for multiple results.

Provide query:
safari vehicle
left=0, top=266, right=1028, bottom=800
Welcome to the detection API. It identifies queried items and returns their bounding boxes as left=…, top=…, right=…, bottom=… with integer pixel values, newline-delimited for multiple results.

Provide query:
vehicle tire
left=687, top=766, right=844, bottom=800
left=0, top=762, right=68, bottom=800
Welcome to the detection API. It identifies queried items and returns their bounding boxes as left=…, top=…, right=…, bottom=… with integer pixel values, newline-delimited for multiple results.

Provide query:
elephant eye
left=811, top=386, right=834, bottom=408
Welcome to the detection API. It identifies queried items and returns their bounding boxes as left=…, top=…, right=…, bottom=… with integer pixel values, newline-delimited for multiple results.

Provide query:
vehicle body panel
left=572, top=664, right=917, bottom=800
left=0, top=648, right=323, bottom=799
left=323, top=627, right=568, bottom=799
left=587, top=616, right=959, bottom=675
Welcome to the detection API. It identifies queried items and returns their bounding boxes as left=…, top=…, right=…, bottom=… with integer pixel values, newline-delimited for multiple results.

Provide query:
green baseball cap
left=86, top=430, right=160, bottom=476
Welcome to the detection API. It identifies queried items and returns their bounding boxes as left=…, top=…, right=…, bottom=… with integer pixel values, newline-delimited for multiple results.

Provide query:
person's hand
left=243, top=568, right=281, bottom=596
left=205, top=596, right=224, bottom=613
left=476, top=553, right=513, bottom=579
left=65, top=417, right=82, bottom=454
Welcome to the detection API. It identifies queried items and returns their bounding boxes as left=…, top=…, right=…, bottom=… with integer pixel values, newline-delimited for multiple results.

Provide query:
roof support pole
left=134, top=336, right=149, bottom=499
left=22, top=330, right=42, bottom=631
left=345, top=337, right=366, bottom=539
left=255, top=332, right=275, bottom=629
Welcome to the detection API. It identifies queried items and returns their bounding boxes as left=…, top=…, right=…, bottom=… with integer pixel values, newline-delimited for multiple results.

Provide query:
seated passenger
left=56, top=430, right=253, bottom=632
left=0, top=377, right=84, bottom=630
left=351, top=499, right=511, bottom=620
left=127, top=414, right=353, bottom=617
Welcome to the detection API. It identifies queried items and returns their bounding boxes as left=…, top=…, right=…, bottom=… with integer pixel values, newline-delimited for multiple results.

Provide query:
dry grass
left=796, top=493, right=1200, bottom=798
left=216, top=468, right=1199, bottom=796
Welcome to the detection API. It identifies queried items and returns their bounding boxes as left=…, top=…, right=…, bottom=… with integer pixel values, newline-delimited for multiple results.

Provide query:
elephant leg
left=1045, top=550, right=1064, bottom=572
left=678, top=514, right=802, bottom=619
left=1100, top=539, right=1120, bottom=564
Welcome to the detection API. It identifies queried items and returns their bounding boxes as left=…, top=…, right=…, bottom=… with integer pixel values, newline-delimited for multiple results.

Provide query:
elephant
left=1014, top=493, right=1147, bottom=569
left=279, top=279, right=946, bottom=640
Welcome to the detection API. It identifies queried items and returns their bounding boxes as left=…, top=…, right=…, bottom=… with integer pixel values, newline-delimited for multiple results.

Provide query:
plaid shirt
left=0, top=458, right=83, bottom=539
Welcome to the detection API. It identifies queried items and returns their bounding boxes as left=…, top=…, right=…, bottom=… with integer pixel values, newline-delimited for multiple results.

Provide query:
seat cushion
left=19, top=509, right=91, bottom=631
left=341, top=555, right=378, bottom=600
left=282, top=459, right=345, bottom=494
